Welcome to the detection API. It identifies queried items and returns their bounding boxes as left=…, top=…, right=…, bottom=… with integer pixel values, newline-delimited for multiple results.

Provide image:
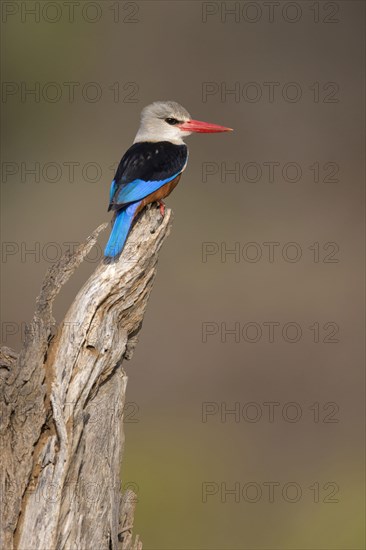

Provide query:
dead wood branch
left=1, top=205, right=172, bottom=550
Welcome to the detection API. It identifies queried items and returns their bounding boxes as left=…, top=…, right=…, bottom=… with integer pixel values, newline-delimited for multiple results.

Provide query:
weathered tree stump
left=0, top=205, right=172, bottom=550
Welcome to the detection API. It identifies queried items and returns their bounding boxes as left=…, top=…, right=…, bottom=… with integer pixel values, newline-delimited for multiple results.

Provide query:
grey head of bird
left=133, top=101, right=233, bottom=145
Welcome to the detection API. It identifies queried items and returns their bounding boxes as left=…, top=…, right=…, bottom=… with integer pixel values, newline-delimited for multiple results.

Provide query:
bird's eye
left=165, top=117, right=179, bottom=125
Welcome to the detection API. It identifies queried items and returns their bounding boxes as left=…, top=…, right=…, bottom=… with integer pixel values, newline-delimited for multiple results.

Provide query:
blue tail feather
left=104, top=201, right=141, bottom=258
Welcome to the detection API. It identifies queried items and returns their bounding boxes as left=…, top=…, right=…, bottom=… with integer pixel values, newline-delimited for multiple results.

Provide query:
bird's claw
left=157, top=200, right=166, bottom=218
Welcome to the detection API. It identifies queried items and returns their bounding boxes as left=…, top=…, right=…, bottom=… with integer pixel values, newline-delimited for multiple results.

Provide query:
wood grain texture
left=1, top=205, right=171, bottom=550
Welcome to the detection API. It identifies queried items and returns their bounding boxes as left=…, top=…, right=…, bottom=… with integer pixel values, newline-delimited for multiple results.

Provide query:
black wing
left=108, top=141, right=188, bottom=210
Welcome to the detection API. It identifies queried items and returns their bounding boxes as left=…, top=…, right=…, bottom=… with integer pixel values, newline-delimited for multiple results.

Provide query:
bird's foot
left=157, top=200, right=166, bottom=217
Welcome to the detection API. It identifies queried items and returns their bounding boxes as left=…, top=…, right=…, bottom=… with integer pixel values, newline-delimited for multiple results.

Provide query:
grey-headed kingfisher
left=104, top=101, right=232, bottom=258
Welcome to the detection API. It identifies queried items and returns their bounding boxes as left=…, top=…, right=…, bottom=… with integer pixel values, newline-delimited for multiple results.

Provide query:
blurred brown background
left=1, top=1, right=364, bottom=548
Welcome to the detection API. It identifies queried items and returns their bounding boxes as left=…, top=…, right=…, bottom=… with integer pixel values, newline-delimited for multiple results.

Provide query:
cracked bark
left=0, top=205, right=172, bottom=550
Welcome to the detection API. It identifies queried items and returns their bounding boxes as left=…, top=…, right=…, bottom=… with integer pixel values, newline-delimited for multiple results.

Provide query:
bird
left=104, top=101, right=232, bottom=258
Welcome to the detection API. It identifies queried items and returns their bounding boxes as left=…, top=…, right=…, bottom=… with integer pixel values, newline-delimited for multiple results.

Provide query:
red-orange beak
left=179, top=119, right=233, bottom=133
